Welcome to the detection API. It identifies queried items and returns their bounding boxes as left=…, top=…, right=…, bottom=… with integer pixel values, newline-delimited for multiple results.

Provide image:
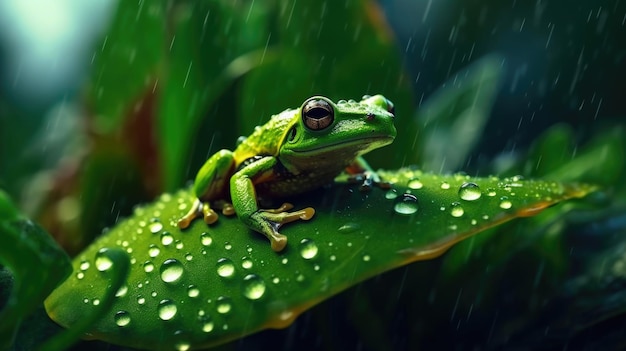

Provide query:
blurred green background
left=1, top=0, right=625, bottom=350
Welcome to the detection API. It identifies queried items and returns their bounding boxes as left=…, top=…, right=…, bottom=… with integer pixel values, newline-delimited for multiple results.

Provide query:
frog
left=177, top=94, right=396, bottom=252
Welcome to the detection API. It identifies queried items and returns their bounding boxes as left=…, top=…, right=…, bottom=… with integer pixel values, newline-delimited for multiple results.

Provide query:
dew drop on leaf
left=458, top=182, right=482, bottom=201
left=299, top=238, right=318, bottom=259
left=160, top=259, right=184, bottom=283
left=393, top=193, right=419, bottom=215
left=242, top=274, right=266, bottom=300
left=158, top=299, right=177, bottom=320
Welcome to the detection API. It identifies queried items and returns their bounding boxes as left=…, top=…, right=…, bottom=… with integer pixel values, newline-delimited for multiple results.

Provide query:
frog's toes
left=269, top=233, right=288, bottom=252
left=201, top=202, right=219, bottom=224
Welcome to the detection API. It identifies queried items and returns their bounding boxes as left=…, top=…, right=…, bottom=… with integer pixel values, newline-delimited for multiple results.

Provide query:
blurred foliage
left=0, top=0, right=624, bottom=350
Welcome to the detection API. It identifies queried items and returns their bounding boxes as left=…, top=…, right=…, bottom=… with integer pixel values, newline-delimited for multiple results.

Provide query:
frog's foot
left=348, top=171, right=392, bottom=191
left=214, top=200, right=236, bottom=216
left=177, top=199, right=219, bottom=229
left=253, top=204, right=315, bottom=252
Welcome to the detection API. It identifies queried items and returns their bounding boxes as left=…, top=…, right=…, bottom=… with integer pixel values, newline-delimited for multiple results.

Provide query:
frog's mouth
left=288, top=134, right=395, bottom=156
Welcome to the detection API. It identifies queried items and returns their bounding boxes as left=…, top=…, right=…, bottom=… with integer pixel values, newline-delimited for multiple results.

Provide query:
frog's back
left=232, top=109, right=297, bottom=165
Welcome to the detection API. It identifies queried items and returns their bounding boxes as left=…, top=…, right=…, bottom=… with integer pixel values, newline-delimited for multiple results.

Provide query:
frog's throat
left=287, top=135, right=394, bottom=156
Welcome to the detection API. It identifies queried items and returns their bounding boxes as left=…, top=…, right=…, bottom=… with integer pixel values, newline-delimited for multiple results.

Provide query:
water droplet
left=143, top=261, right=155, bottom=273
left=149, top=221, right=163, bottom=234
left=363, top=254, right=371, bottom=262
left=281, top=258, right=288, bottom=265
left=95, top=248, right=113, bottom=272
left=202, top=320, right=214, bottom=333
left=76, top=272, right=84, bottom=279
left=158, top=299, right=177, bottom=320
left=487, top=188, right=497, bottom=196
left=187, top=285, right=200, bottom=298
left=393, top=194, right=419, bottom=215
left=115, top=285, right=128, bottom=297
left=92, top=298, right=100, bottom=306
left=160, top=259, right=184, bottom=283
left=459, top=182, right=482, bottom=201
left=272, top=276, right=280, bottom=284
left=499, top=197, right=513, bottom=209
left=185, top=253, right=193, bottom=261
left=137, top=296, right=146, bottom=305
left=408, top=178, right=424, bottom=189
left=175, top=240, right=184, bottom=250
left=450, top=202, right=464, bottom=217
left=242, top=274, right=266, bottom=300
left=114, top=311, right=131, bottom=327
left=200, top=232, right=213, bottom=246
left=241, top=257, right=253, bottom=269
left=79, top=261, right=90, bottom=271
left=224, top=242, right=232, bottom=250
left=299, top=239, right=318, bottom=260
left=440, top=181, right=450, bottom=190
left=175, top=342, right=190, bottom=351
left=385, top=189, right=398, bottom=199
left=338, top=222, right=361, bottom=233
left=216, top=296, right=232, bottom=314
left=148, top=244, right=160, bottom=258
left=216, top=258, right=235, bottom=278
left=161, top=232, right=174, bottom=246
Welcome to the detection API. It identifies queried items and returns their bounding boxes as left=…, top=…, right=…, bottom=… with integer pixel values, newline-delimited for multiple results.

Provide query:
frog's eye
left=385, top=99, right=395, bottom=116
left=302, top=98, right=334, bottom=130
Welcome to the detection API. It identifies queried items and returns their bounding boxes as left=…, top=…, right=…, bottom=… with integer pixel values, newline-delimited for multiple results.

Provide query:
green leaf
left=44, top=170, right=594, bottom=350
left=0, top=190, right=72, bottom=349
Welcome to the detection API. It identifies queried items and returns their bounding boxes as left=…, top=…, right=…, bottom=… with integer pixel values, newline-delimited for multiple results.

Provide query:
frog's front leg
left=178, top=149, right=235, bottom=229
left=231, top=156, right=315, bottom=252
left=346, top=156, right=392, bottom=190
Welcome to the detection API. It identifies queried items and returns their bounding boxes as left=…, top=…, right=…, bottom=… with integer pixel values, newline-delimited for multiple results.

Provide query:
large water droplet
left=459, top=182, right=482, bottom=201
left=216, top=258, right=235, bottom=278
left=160, top=259, right=184, bottom=283
left=200, top=232, right=213, bottom=246
left=393, top=194, right=419, bottom=215
left=161, top=232, right=174, bottom=246
left=95, top=248, right=113, bottom=272
left=299, top=239, right=318, bottom=260
left=158, top=299, right=177, bottom=320
left=114, top=310, right=131, bottom=327
left=149, top=221, right=163, bottom=234
left=148, top=244, right=160, bottom=258
left=216, top=296, right=232, bottom=314
left=450, top=202, right=464, bottom=217
left=242, top=274, right=266, bottom=300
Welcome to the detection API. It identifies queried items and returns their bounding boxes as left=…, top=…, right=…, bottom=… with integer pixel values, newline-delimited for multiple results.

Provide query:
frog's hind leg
left=230, top=156, right=316, bottom=252
left=178, top=149, right=235, bottom=229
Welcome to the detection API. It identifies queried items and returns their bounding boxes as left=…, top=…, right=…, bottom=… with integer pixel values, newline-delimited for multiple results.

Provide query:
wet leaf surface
left=45, top=170, right=594, bottom=350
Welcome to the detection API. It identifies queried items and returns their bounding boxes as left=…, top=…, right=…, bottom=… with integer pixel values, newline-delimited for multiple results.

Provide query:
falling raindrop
left=216, top=258, right=235, bottom=278
left=458, top=182, right=482, bottom=201
left=95, top=248, right=113, bottom=272
left=242, top=274, right=266, bottom=300
left=160, top=259, right=184, bottom=283
left=158, top=299, right=177, bottom=320
left=299, top=239, right=318, bottom=260
left=393, top=193, right=419, bottom=215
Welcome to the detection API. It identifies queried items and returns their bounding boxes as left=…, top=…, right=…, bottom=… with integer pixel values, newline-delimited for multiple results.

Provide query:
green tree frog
left=178, top=95, right=396, bottom=252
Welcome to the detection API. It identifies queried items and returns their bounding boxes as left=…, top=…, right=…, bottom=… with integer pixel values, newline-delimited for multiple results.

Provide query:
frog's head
left=279, top=95, right=396, bottom=168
